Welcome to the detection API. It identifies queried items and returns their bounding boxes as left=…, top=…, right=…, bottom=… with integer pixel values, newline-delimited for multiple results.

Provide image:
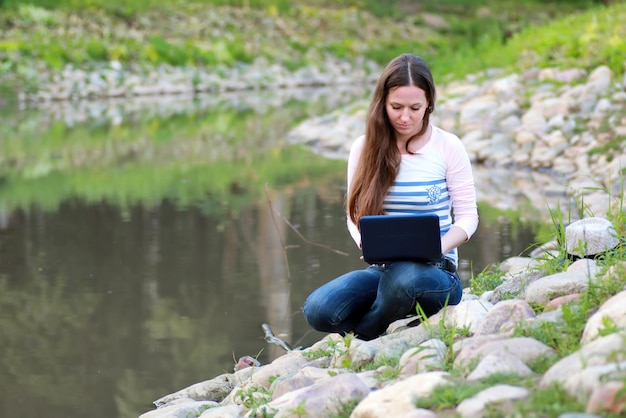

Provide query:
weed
left=374, top=364, right=401, bottom=384
left=511, top=382, right=585, bottom=416
left=327, top=399, right=360, bottom=418
left=415, top=379, right=488, bottom=410
left=359, top=356, right=401, bottom=383
left=414, top=301, right=470, bottom=372
left=416, top=373, right=533, bottom=412
left=598, top=316, right=620, bottom=337
left=470, top=266, right=506, bottom=296
left=526, top=353, right=560, bottom=375
left=234, top=384, right=273, bottom=415
left=302, top=347, right=333, bottom=360
left=513, top=302, right=585, bottom=357
left=287, top=400, right=307, bottom=418
left=478, top=372, right=535, bottom=388
left=327, top=333, right=355, bottom=369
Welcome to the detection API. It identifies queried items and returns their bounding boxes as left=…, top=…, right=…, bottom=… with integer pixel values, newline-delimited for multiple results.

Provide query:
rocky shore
left=140, top=224, right=626, bottom=418
left=138, top=66, right=626, bottom=417
left=16, top=56, right=380, bottom=102
left=288, top=64, right=626, bottom=219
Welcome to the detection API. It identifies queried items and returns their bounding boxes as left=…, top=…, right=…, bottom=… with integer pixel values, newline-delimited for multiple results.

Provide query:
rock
left=235, top=356, right=261, bottom=371
left=351, top=372, right=451, bottom=418
left=398, top=339, right=447, bottom=377
left=153, top=374, right=234, bottom=407
left=581, top=290, right=626, bottom=344
left=139, top=401, right=218, bottom=418
left=454, top=336, right=556, bottom=371
left=256, top=373, right=370, bottom=418
left=474, top=299, right=536, bottom=335
left=456, top=384, right=529, bottom=418
left=540, top=332, right=626, bottom=400
left=524, top=269, right=598, bottom=306
left=586, top=381, right=626, bottom=415
left=466, top=351, right=536, bottom=380
left=565, top=217, right=620, bottom=258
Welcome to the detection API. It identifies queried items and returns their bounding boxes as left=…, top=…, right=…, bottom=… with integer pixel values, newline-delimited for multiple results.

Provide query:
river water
left=0, top=87, right=547, bottom=418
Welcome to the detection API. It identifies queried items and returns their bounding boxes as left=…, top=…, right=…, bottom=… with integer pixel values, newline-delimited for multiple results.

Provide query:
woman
left=302, top=54, right=479, bottom=341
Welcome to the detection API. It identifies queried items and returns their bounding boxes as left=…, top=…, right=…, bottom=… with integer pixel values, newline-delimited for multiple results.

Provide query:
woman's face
left=385, top=85, right=429, bottom=142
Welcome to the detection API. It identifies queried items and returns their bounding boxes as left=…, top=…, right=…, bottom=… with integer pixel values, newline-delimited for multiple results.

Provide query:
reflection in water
left=0, top=181, right=541, bottom=418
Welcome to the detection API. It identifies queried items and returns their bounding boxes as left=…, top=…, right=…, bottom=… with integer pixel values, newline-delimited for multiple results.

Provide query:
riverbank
left=141, top=219, right=626, bottom=417
left=138, top=62, right=626, bottom=418
left=288, top=64, right=626, bottom=221
left=1, top=1, right=623, bottom=104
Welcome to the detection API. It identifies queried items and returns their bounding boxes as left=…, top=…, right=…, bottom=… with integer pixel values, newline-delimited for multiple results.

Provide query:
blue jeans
left=302, top=261, right=462, bottom=341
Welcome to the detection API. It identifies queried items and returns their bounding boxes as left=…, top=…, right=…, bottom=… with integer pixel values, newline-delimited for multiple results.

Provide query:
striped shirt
left=347, top=126, right=478, bottom=265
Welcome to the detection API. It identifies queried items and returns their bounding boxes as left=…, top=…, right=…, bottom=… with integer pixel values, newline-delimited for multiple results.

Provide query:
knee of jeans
left=303, top=296, right=333, bottom=331
left=449, top=276, right=463, bottom=304
left=303, top=295, right=349, bottom=332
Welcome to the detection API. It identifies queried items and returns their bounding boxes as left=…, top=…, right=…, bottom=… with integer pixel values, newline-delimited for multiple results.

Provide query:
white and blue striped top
left=347, top=126, right=479, bottom=266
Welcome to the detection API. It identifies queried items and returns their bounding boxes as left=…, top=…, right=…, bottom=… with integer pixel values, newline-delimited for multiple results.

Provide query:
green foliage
left=511, top=382, right=585, bottom=416
left=327, top=399, right=360, bottom=418
left=358, top=355, right=401, bottom=383
left=513, top=303, right=585, bottom=357
left=414, top=302, right=471, bottom=373
left=288, top=401, right=307, bottom=418
left=234, top=384, right=273, bottom=414
left=470, top=266, right=506, bottom=296
left=489, top=1, right=626, bottom=75
left=415, top=379, right=489, bottom=410
left=526, top=353, right=560, bottom=375
left=588, top=135, right=626, bottom=163
left=0, top=0, right=618, bottom=87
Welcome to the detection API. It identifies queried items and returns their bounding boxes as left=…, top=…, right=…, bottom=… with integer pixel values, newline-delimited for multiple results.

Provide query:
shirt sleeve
left=346, top=135, right=365, bottom=247
left=442, top=131, right=479, bottom=239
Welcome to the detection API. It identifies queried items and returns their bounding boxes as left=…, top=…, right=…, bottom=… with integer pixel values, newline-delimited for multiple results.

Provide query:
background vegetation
left=0, top=0, right=624, bottom=96
left=1, top=0, right=624, bottom=219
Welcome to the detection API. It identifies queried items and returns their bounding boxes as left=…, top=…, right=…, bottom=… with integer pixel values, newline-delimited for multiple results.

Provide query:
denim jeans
left=302, top=261, right=462, bottom=341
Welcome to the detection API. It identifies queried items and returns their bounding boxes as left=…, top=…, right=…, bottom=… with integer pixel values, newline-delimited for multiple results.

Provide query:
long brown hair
left=347, top=54, right=437, bottom=227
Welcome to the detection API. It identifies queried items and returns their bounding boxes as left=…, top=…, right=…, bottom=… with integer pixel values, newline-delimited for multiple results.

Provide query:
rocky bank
left=288, top=64, right=626, bottom=220
left=138, top=66, right=626, bottom=417
left=140, top=243, right=626, bottom=418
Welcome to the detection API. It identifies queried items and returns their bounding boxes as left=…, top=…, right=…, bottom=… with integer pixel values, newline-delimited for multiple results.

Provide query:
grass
left=234, top=384, right=274, bottom=415
left=432, top=186, right=626, bottom=415
left=470, top=266, right=506, bottom=296
left=0, top=1, right=621, bottom=96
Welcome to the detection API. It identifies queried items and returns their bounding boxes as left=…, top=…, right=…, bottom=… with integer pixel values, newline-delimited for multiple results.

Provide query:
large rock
left=565, top=217, right=620, bottom=258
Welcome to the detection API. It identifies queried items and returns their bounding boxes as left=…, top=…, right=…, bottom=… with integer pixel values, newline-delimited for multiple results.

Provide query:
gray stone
left=454, top=336, right=556, bottom=370
left=467, top=351, right=536, bottom=380
left=351, top=372, right=451, bottom=418
left=565, top=217, right=620, bottom=257
left=581, top=290, right=626, bottom=344
left=456, top=384, right=529, bottom=418
left=398, top=339, right=447, bottom=377
left=153, top=374, right=234, bottom=407
left=475, top=299, right=536, bottom=335
left=140, top=401, right=218, bottom=418
left=524, top=269, right=598, bottom=306
left=257, top=373, right=370, bottom=418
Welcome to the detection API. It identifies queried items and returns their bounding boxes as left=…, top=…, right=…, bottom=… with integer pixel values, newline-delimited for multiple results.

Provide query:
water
left=0, top=89, right=543, bottom=418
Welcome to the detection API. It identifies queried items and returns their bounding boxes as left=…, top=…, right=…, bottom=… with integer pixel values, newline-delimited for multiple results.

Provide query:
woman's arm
left=346, top=135, right=366, bottom=247
left=442, top=131, right=479, bottom=250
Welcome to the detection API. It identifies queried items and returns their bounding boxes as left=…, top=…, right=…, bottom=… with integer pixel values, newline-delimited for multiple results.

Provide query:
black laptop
left=359, top=214, right=442, bottom=264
